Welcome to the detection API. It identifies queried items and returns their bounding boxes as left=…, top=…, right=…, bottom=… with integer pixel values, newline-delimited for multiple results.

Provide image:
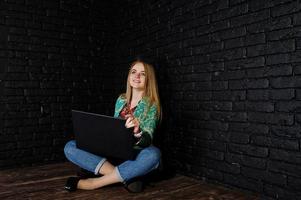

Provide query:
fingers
left=125, top=117, right=135, bottom=128
left=125, top=117, right=139, bottom=129
left=125, top=114, right=132, bottom=119
left=133, top=126, right=139, bottom=133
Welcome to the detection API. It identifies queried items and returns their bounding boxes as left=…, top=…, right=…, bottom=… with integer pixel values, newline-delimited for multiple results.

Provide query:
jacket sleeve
left=113, top=96, right=122, bottom=118
left=136, top=104, right=158, bottom=148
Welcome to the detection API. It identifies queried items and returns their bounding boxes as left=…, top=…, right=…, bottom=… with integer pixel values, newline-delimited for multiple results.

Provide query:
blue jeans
left=64, top=140, right=161, bottom=183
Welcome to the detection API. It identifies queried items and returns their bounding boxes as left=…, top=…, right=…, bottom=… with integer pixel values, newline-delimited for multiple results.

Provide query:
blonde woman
left=64, top=58, right=161, bottom=192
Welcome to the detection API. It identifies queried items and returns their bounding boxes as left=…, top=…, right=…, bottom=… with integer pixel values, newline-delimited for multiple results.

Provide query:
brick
left=212, top=70, right=245, bottom=80
left=229, top=0, right=246, bottom=6
left=224, top=173, right=262, bottom=192
left=291, top=51, right=301, bottom=63
left=247, top=89, right=269, bottom=100
left=251, top=135, right=299, bottom=150
left=229, top=79, right=269, bottom=89
left=232, top=100, right=247, bottom=110
left=268, top=160, right=301, bottom=177
left=247, top=39, right=295, bottom=57
left=225, top=57, right=265, bottom=70
left=211, top=81, right=228, bottom=90
left=206, top=159, right=240, bottom=174
left=223, top=47, right=246, bottom=60
left=241, top=155, right=266, bottom=169
left=195, top=62, right=224, bottom=72
left=270, top=148, right=301, bottom=164
left=267, top=39, right=295, bottom=54
left=229, top=143, right=269, bottom=157
left=211, top=27, right=246, bottom=41
left=211, top=3, right=247, bottom=22
left=224, top=37, right=244, bottom=49
left=288, top=176, right=301, bottom=191
left=275, top=101, right=301, bottom=112
left=270, top=89, right=295, bottom=100
left=212, top=90, right=246, bottom=101
left=246, top=65, right=292, bottom=78
left=225, top=152, right=267, bottom=169
left=0, top=58, right=7, bottom=73
left=208, top=20, right=229, bottom=33
left=248, top=112, right=294, bottom=125
left=246, top=102, right=274, bottom=112
left=199, top=121, right=229, bottom=131
left=271, top=1, right=300, bottom=17
left=203, top=149, right=224, bottom=161
left=0, top=25, right=8, bottom=46
left=267, top=27, right=297, bottom=41
left=213, top=101, right=232, bottom=111
left=245, top=33, right=265, bottom=46
left=270, top=125, right=301, bottom=139
left=228, top=122, right=249, bottom=131
left=0, top=142, right=16, bottom=151
left=248, top=16, right=291, bottom=34
left=229, top=131, right=250, bottom=144
left=195, top=91, right=212, bottom=100
left=211, top=111, right=247, bottom=122
left=183, top=73, right=211, bottom=82
left=208, top=141, right=227, bottom=151
left=267, top=53, right=291, bottom=65
left=231, top=9, right=270, bottom=27
left=202, top=168, right=224, bottom=181
left=295, top=89, right=301, bottom=99
left=271, top=76, right=301, bottom=88
left=294, top=65, right=301, bottom=74
left=248, top=0, right=271, bottom=11
left=294, top=12, right=301, bottom=25
left=241, top=166, right=287, bottom=186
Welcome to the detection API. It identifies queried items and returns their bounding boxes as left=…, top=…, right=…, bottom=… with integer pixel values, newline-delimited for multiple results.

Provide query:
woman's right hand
left=125, top=115, right=140, bottom=133
left=125, top=115, right=135, bottom=129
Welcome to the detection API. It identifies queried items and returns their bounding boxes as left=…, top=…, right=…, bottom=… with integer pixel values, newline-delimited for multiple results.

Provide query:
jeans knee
left=145, top=146, right=161, bottom=165
left=64, top=140, right=76, bottom=157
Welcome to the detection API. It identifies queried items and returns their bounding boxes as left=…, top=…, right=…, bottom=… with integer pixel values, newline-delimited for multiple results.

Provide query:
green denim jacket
left=114, top=95, right=158, bottom=148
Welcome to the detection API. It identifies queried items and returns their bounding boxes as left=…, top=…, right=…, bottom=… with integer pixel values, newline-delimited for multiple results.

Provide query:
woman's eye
left=141, top=73, right=145, bottom=76
left=131, top=71, right=136, bottom=74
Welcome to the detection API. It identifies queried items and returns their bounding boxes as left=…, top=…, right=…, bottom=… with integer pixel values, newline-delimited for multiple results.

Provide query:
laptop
left=72, top=110, right=135, bottom=160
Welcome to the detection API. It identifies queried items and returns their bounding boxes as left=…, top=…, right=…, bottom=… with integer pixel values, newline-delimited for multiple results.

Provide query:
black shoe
left=124, top=180, right=144, bottom=193
left=65, top=177, right=80, bottom=192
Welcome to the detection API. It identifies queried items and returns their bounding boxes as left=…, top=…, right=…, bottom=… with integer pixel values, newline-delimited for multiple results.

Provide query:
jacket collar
left=116, top=96, right=150, bottom=116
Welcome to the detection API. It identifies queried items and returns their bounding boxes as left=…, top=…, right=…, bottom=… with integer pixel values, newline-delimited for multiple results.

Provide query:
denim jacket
left=114, top=95, right=158, bottom=148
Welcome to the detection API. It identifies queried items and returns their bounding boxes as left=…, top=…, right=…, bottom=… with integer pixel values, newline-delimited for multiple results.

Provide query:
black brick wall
left=1, top=0, right=301, bottom=199
left=0, top=0, right=116, bottom=168
left=107, top=0, right=301, bottom=199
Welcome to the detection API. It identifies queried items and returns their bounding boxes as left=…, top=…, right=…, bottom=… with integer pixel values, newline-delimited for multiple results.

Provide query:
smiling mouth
left=133, top=80, right=141, bottom=83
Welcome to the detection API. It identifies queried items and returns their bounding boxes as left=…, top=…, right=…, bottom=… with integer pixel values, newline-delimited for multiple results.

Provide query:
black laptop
left=72, top=110, right=135, bottom=160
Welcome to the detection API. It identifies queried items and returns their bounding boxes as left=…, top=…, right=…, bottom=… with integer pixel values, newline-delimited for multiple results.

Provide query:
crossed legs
left=64, top=140, right=161, bottom=190
left=77, top=161, right=120, bottom=190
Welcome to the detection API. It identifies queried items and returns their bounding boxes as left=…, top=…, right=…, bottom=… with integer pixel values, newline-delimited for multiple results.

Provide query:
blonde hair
left=123, top=60, right=161, bottom=120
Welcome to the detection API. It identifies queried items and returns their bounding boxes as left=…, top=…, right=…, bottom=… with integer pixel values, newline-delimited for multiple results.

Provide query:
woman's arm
left=135, top=104, right=158, bottom=148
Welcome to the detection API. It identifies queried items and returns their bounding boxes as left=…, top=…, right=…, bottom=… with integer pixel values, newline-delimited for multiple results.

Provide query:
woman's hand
left=125, top=115, right=140, bottom=133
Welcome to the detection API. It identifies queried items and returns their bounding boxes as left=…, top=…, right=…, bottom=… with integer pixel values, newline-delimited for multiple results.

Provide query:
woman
left=64, top=58, right=161, bottom=192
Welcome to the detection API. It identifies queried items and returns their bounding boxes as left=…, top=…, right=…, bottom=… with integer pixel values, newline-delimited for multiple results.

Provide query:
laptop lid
left=72, top=110, right=135, bottom=160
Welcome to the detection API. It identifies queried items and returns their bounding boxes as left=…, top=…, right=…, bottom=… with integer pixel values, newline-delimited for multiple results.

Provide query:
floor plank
left=0, top=162, right=258, bottom=200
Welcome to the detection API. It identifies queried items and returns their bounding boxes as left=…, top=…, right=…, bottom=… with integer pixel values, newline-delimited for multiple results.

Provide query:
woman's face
left=129, top=62, right=146, bottom=90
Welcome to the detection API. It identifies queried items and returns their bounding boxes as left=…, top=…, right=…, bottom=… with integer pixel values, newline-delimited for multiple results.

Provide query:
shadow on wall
left=152, top=56, right=177, bottom=181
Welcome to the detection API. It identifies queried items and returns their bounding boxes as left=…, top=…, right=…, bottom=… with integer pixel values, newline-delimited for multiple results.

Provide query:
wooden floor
left=0, top=162, right=258, bottom=200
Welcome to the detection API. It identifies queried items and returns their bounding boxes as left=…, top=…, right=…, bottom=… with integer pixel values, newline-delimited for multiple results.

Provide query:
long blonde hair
left=123, top=59, right=161, bottom=120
